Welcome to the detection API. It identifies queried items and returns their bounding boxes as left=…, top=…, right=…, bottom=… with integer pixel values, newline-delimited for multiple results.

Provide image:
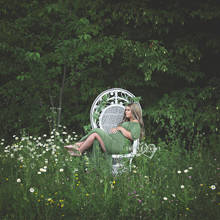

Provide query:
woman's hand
left=111, top=126, right=133, bottom=140
left=111, top=127, right=118, bottom=133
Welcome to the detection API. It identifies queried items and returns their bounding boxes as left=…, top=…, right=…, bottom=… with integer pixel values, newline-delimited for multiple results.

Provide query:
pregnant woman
left=64, top=103, right=145, bottom=156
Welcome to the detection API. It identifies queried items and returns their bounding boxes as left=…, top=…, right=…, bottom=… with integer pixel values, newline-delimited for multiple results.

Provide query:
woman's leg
left=64, top=141, right=84, bottom=149
left=78, top=133, right=106, bottom=154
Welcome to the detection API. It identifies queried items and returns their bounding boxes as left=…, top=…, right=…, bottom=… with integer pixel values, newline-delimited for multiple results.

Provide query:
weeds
left=0, top=126, right=219, bottom=219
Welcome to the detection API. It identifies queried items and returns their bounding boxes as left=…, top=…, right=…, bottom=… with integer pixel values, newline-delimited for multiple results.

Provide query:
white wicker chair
left=90, top=88, right=141, bottom=174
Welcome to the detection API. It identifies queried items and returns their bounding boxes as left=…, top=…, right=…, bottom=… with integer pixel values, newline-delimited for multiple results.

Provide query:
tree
left=0, top=0, right=219, bottom=148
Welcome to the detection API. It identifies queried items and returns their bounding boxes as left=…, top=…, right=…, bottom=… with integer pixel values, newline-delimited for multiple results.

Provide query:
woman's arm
left=115, top=126, right=133, bottom=140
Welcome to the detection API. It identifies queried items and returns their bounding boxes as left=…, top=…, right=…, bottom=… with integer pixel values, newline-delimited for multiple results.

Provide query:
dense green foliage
left=1, top=0, right=219, bottom=148
left=0, top=129, right=219, bottom=219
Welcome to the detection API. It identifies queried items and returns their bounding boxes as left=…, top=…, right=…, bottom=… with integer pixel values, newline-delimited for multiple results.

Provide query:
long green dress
left=79, top=121, right=141, bottom=155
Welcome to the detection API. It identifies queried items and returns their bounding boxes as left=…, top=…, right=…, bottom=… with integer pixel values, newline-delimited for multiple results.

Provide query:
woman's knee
left=93, top=133, right=100, bottom=139
left=90, top=133, right=97, bottom=139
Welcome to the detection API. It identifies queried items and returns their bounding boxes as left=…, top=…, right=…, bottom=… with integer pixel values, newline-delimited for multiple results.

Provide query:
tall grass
left=0, top=127, right=219, bottom=219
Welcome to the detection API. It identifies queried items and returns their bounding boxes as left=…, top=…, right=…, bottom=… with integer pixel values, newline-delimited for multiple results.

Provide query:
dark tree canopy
left=0, top=0, right=220, bottom=148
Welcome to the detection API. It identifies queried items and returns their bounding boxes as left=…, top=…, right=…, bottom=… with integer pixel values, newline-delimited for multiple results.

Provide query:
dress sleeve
left=130, top=123, right=141, bottom=140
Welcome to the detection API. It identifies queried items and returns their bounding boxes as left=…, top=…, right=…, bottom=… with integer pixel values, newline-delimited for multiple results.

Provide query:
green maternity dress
left=79, top=121, right=141, bottom=155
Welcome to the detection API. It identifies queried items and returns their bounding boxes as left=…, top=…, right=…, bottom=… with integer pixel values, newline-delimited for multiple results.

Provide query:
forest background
left=0, top=0, right=220, bottom=149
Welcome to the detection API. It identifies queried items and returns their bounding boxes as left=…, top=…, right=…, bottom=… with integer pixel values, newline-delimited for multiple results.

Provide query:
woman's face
left=125, top=106, right=133, bottom=120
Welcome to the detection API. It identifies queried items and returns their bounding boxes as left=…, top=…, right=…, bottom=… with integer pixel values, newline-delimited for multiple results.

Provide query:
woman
left=64, top=103, right=145, bottom=156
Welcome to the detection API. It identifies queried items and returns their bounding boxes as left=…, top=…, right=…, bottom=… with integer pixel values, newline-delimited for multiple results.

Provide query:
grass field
left=0, top=127, right=219, bottom=219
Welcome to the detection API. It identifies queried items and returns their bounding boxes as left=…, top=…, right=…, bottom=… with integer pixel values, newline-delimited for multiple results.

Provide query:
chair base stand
left=112, top=163, right=129, bottom=175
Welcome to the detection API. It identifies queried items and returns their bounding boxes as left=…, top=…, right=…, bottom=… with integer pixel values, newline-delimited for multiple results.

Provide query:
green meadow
left=0, top=126, right=219, bottom=219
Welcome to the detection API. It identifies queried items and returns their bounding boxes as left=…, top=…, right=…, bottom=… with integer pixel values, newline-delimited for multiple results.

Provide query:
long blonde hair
left=121, top=103, right=145, bottom=140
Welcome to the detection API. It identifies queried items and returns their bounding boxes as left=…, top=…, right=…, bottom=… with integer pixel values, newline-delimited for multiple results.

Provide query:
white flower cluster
left=177, top=166, right=192, bottom=174
left=1, top=126, right=78, bottom=180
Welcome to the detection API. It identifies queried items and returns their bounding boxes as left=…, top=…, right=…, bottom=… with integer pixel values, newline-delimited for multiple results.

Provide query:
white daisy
left=29, top=187, right=35, bottom=193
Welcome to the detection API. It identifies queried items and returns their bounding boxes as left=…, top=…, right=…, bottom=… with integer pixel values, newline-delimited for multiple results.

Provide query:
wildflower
left=18, top=156, right=24, bottom=161
left=60, top=168, right=64, bottom=172
left=180, top=185, right=184, bottom=189
left=86, top=193, right=89, bottom=197
left=40, top=168, right=47, bottom=172
left=200, top=184, right=203, bottom=187
left=17, top=178, right=21, bottom=183
left=15, top=137, right=19, bottom=140
left=188, top=167, right=192, bottom=170
left=177, top=170, right=181, bottom=174
left=137, top=199, right=142, bottom=203
left=29, top=187, right=35, bottom=193
left=113, top=180, right=116, bottom=184
left=133, top=170, right=137, bottom=174
left=184, top=169, right=188, bottom=173
left=38, top=172, right=41, bottom=174
left=186, top=208, right=190, bottom=211
left=172, top=194, right=176, bottom=198
left=188, top=176, right=192, bottom=179
left=163, top=197, right=168, bottom=201
left=210, top=185, right=216, bottom=190
left=74, top=168, right=78, bottom=173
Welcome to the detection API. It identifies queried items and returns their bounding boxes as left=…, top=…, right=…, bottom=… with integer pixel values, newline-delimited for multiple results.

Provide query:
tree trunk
left=57, top=65, right=66, bottom=127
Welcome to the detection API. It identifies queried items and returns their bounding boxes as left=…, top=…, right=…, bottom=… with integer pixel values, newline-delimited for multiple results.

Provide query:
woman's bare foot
left=64, top=144, right=80, bottom=150
left=68, top=150, right=82, bottom=157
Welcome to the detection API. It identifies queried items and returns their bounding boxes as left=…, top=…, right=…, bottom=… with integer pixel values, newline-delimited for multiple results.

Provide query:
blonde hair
left=121, top=103, right=145, bottom=140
